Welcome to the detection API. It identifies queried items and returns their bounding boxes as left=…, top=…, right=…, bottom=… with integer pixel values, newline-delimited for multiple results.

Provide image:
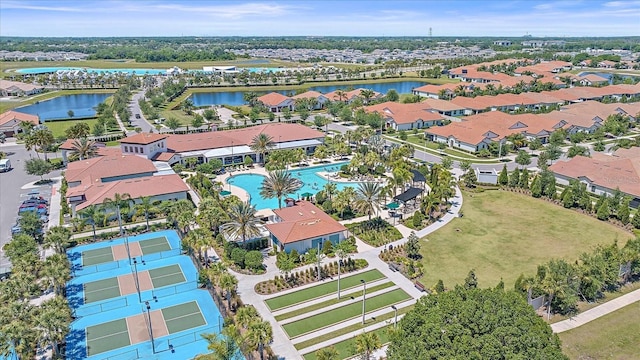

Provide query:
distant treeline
left=1, top=36, right=640, bottom=60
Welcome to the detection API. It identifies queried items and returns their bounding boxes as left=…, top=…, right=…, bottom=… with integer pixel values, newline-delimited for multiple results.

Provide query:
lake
left=17, top=93, right=114, bottom=121
left=190, top=81, right=426, bottom=107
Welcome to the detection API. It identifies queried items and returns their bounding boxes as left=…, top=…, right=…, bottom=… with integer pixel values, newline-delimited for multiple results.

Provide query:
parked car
left=19, top=203, right=47, bottom=210
left=18, top=207, right=48, bottom=215
left=0, top=159, right=12, bottom=172
left=21, top=199, right=49, bottom=207
left=135, top=113, right=141, bottom=119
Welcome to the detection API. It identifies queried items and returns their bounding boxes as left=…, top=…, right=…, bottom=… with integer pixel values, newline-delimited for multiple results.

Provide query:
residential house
left=365, top=102, right=444, bottom=131
left=292, top=91, right=329, bottom=109
left=0, top=79, right=44, bottom=97
left=597, top=60, right=617, bottom=69
left=324, top=88, right=383, bottom=104
left=257, top=92, right=294, bottom=112
left=0, top=110, right=39, bottom=137
left=265, top=200, right=348, bottom=253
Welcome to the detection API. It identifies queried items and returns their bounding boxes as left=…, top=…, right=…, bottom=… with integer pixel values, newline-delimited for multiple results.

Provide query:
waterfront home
left=292, top=91, right=328, bottom=109
left=0, top=79, right=44, bottom=97
left=365, top=102, right=444, bottom=131
left=0, top=110, right=39, bottom=137
left=257, top=92, right=295, bottom=112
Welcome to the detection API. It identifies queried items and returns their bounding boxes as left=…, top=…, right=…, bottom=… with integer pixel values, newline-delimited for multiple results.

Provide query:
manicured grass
left=418, top=190, right=633, bottom=289
left=302, top=325, right=392, bottom=360
left=295, top=305, right=413, bottom=350
left=45, top=118, right=99, bottom=138
left=282, top=288, right=410, bottom=338
left=275, top=281, right=395, bottom=321
left=265, top=269, right=385, bottom=311
left=559, top=301, right=640, bottom=360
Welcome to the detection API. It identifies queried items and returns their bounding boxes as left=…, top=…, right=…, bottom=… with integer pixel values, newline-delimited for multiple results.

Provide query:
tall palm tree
left=360, top=89, right=375, bottom=104
left=335, top=89, right=347, bottom=102
left=259, top=170, right=303, bottom=209
left=36, top=295, right=71, bottom=358
left=0, top=300, right=39, bottom=360
left=247, top=321, right=273, bottom=360
left=354, top=331, right=381, bottom=360
left=78, top=205, right=106, bottom=241
left=220, top=201, right=262, bottom=244
left=219, top=272, right=238, bottom=309
left=186, top=228, right=212, bottom=264
left=31, top=128, right=54, bottom=160
left=70, top=137, right=98, bottom=160
left=323, top=182, right=337, bottom=201
left=42, top=254, right=71, bottom=296
left=197, top=198, right=228, bottom=235
left=250, top=133, right=275, bottom=165
left=199, top=324, right=243, bottom=360
left=134, top=196, right=157, bottom=231
left=235, top=305, right=258, bottom=329
left=355, top=182, right=383, bottom=220
left=43, top=226, right=72, bottom=254
left=102, top=193, right=131, bottom=236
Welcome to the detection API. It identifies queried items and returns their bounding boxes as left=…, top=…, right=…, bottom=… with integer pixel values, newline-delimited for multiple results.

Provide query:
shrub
left=244, top=250, right=263, bottom=271
left=231, top=248, right=247, bottom=268
left=412, top=211, right=425, bottom=228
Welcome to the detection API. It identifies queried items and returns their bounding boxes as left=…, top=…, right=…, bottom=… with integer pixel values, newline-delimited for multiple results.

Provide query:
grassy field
left=0, top=89, right=115, bottom=113
left=559, top=301, right=640, bottom=359
left=302, top=326, right=391, bottom=360
left=265, top=269, right=384, bottom=311
left=282, top=288, right=410, bottom=338
left=418, top=189, right=633, bottom=289
left=44, top=118, right=99, bottom=138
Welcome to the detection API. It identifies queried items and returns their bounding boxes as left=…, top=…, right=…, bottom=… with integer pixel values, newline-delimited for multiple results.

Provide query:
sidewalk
left=551, top=288, right=640, bottom=333
left=70, top=218, right=167, bottom=239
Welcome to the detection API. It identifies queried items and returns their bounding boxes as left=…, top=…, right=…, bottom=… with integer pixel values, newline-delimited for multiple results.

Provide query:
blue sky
left=1, top=0, right=639, bottom=37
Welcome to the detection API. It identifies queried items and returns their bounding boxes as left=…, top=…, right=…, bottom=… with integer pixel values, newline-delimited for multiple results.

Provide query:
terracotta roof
left=0, top=79, right=44, bottom=92
left=265, top=201, right=347, bottom=244
left=324, top=88, right=383, bottom=102
left=65, top=153, right=158, bottom=185
left=165, top=123, right=324, bottom=153
left=73, top=174, right=189, bottom=210
left=549, top=156, right=640, bottom=198
left=151, top=152, right=177, bottom=161
left=121, top=133, right=168, bottom=145
left=257, top=92, right=292, bottom=107
left=59, top=138, right=106, bottom=151
left=420, top=98, right=466, bottom=112
left=292, top=91, right=326, bottom=100
left=0, top=110, right=39, bottom=127
left=365, top=102, right=443, bottom=125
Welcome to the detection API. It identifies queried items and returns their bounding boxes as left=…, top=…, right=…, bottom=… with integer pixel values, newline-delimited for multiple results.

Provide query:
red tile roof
left=0, top=110, right=39, bottom=127
left=292, top=91, right=326, bottom=100
left=73, top=174, right=189, bottom=210
left=257, top=92, right=292, bottom=107
left=65, top=153, right=157, bottom=185
left=121, top=133, right=168, bottom=145
left=365, top=102, right=443, bottom=125
left=165, top=123, right=324, bottom=153
left=265, top=201, right=347, bottom=244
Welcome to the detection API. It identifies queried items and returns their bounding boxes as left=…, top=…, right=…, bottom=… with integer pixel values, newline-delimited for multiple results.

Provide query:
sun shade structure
left=394, top=187, right=423, bottom=203
left=301, top=192, right=314, bottom=198
left=411, top=169, right=426, bottom=183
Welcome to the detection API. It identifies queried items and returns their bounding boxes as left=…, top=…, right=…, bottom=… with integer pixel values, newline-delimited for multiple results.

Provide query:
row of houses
left=425, top=100, right=640, bottom=153
left=0, top=79, right=45, bottom=97
left=256, top=88, right=384, bottom=112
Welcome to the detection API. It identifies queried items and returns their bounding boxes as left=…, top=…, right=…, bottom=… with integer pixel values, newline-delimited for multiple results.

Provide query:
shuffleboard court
left=140, top=237, right=171, bottom=255
left=162, top=301, right=207, bottom=334
left=86, top=319, right=130, bottom=356
left=149, top=264, right=186, bottom=288
left=84, top=277, right=121, bottom=303
left=82, top=247, right=114, bottom=266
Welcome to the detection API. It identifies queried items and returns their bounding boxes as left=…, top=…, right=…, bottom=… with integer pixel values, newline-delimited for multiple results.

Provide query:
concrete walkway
left=70, top=218, right=167, bottom=240
left=551, top=288, right=640, bottom=333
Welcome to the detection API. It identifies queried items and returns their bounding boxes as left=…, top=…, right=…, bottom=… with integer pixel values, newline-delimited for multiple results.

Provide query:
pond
left=190, top=81, right=426, bottom=107
left=16, top=93, right=114, bottom=121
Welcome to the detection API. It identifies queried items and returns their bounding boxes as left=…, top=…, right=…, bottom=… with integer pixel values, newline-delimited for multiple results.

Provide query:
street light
left=391, top=305, right=398, bottom=328
left=123, top=227, right=131, bottom=265
left=360, top=279, right=366, bottom=324
left=133, top=257, right=141, bottom=303
left=145, top=301, right=156, bottom=354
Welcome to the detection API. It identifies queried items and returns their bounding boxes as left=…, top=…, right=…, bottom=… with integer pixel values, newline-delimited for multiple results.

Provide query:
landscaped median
left=282, top=288, right=411, bottom=338
left=265, top=269, right=385, bottom=311
left=301, top=325, right=392, bottom=360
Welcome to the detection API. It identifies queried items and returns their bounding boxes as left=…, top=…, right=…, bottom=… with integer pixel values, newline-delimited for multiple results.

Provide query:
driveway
left=129, top=90, right=155, bottom=133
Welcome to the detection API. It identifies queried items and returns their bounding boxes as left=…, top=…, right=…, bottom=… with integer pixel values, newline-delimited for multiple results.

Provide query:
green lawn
left=419, top=189, right=633, bottom=289
left=45, top=118, right=99, bottom=138
left=559, top=301, right=640, bottom=360
left=302, top=326, right=391, bottom=360
left=265, top=269, right=385, bottom=311
left=275, top=282, right=395, bottom=321
left=282, top=288, right=410, bottom=338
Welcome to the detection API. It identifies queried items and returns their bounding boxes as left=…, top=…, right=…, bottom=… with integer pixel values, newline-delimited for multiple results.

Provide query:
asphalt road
left=128, top=90, right=155, bottom=133
left=0, top=142, right=61, bottom=272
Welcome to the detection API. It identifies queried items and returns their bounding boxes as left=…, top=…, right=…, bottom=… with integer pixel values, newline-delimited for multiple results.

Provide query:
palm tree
left=316, top=346, right=340, bottom=360
left=134, top=196, right=157, bottom=231
left=247, top=320, right=273, bottom=360
left=36, top=295, right=71, bottom=358
left=323, top=182, right=337, bottom=201
left=220, top=201, right=262, bottom=244
left=219, top=273, right=238, bottom=309
left=235, top=305, right=258, bottom=329
left=70, top=137, right=98, bottom=160
left=259, top=170, right=303, bottom=209
left=185, top=228, right=211, bottom=264
left=391, top=167, right=413, bottom=195
left=102, top=193, right=131, bottom=236
left=197, top=198, right=228, bottom=235
left=199, top=324, right=243, bottom=360
left=42, top=254, right=71, bottom=296
left=1, top=301, right=39, bottom=360
left=354, top=182, right=383, bottom=220
left=354, top=331, right=381, bottom=360
left=335, top=89, right=347, bottom=102
left=421, top=192, right=440, bottom=221
left=360, top=89, right=375, bottom=104
left=78, top=205, right=106, bottom=241
left=32, top=128, right=54, bottom=160
left=43, top=226, right=72, bottom=254
left=250, top=133, right=275, bottom=164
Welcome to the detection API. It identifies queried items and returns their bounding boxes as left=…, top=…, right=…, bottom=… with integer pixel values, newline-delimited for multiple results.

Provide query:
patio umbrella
left=220, top=190, right=232, bottom=196
left=386, top=202, right=400, bottom=209
left=301, top=192, right=314, bottom=198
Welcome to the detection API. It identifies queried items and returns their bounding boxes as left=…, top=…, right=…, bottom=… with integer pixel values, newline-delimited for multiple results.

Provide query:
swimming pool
left=227, top=162, right=358, bottom=210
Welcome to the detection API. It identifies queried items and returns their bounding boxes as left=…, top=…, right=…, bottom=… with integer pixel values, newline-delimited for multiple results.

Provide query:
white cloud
left=0, top=0, right=83, bottom=12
